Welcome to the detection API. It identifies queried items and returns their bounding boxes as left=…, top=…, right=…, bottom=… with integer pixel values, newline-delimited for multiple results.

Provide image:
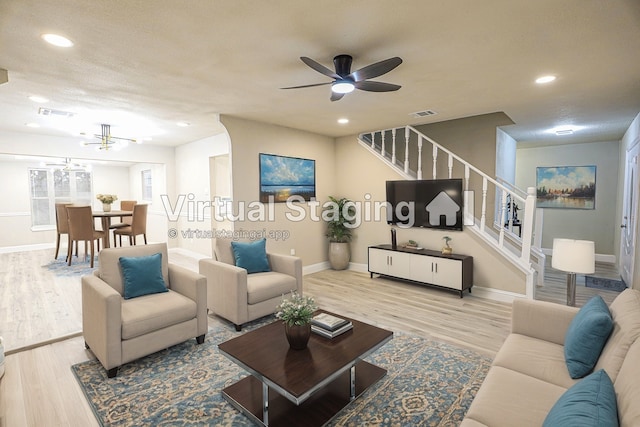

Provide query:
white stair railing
left=359, top=126, right=541, bottom=297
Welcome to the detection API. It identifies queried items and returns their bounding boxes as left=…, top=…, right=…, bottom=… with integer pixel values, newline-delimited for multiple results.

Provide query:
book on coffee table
left=311, top=322, right=353, bottom=339
left=311, top=313, right=350, bottom=331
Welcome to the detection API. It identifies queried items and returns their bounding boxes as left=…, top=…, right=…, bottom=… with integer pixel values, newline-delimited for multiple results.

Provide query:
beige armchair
left=199, top=238, right=302, bottom=331
left=82, top=243, right=207, bottom=378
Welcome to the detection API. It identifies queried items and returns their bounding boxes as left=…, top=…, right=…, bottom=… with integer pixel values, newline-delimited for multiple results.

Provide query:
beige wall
left=515, top=140, right=621, bottom=255
left=220, top=115, right=336, bottom=266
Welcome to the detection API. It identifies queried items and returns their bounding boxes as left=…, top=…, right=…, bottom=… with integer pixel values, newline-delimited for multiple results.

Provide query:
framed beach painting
left=259, top=153, right=316, bottom=202
left=536, top=165, right=596, bottom=209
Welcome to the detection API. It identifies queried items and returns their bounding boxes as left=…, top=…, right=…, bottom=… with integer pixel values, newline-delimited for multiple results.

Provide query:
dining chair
left=54, top=202, right=76, bottom=261
left=113, top=203, right=148, bottom=246
left=109, top=200, right=136, bottom=241
left=66, top=206, right=106, bottom=268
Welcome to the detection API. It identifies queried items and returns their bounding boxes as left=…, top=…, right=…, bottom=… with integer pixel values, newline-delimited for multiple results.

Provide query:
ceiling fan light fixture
left=332, top=80, right=355, bottom=94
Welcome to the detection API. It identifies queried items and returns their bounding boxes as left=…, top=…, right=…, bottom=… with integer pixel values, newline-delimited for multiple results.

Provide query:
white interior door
left=620, top=142, right=640, bottom=285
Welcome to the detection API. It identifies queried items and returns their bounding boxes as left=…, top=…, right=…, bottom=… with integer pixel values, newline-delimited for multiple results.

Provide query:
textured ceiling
left=0, top=0, right=639, bottom=148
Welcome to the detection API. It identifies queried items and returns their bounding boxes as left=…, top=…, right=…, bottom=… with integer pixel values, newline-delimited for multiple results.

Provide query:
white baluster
left=464, top=165, right=470, bottom=191
left=480, top=178, right=488, bottom=232
left=520, top=187, right=536, bottom=265
left=370, top=132, right=375, bottom=148
left=498, top=190, right=507, bottom=248
left=391, top=128, right=397, bottom=164
left=417, top=136, right=423, bottom=180
left=381, top=131, right=386, bottom=157
left=404, top=127, right=410, bottom=173
left=448, top=154, right=453, bottom=179
left=432, top=144, right=438, bottom=179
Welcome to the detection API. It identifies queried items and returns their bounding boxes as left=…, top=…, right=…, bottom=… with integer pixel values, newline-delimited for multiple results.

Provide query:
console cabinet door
left=409, top=255, right=434, bottom=283
left=368, top=248, right=390, bottom=275
left=387, top=251, right=411, bottom=278
left=431, top=257, right=463, bottom=290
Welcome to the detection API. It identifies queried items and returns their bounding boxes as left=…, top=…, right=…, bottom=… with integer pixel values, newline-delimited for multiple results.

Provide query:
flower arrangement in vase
left=96, top=194, right=118, bottom=212
left=276, top=291, right=317, bottom=350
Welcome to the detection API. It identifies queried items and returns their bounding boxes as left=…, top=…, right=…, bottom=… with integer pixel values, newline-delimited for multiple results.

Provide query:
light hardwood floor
left=0, top=249, right=623, bottom=426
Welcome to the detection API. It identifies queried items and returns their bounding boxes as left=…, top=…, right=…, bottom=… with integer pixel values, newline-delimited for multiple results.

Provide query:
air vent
left=410, top=109, right=438, bottom=118
left=38, top=107, right=75, bottom=118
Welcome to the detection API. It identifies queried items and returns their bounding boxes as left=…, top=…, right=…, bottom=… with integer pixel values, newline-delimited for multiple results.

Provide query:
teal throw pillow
left=543, top=369, right=619, bottom=427
left=564, top=295, right=613, bottom=379
left=119, top=253, right=168, bottom=299
left=231, top=239, right=270, bottom=274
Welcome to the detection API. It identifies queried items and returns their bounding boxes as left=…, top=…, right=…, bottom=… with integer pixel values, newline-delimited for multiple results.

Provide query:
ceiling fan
left=281, top=54, right=403, bottom=101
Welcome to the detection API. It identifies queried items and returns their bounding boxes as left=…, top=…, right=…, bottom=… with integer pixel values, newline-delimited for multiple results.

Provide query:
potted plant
left=96, top=194, right=118, bottom=212
left=442, top=236, right=453, bottom=255
left=324, top=196, right=356, bottom=270
left=276, top=291, right=317, bottom=350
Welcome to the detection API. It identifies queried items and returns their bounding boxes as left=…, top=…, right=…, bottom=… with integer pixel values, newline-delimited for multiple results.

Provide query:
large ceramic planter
left=329, top=241, right=350, bottom=270
left=284, top=323, right=311, bottom=350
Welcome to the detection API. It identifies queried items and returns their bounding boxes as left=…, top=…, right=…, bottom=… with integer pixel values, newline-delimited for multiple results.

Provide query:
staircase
left=358, top=125, right=545, bottom=299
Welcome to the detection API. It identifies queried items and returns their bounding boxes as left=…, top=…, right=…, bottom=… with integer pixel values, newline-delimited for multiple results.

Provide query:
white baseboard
left=303, top=262, right=330, bottom=275
left=348, top=262, right=368, bottom=273
left=470, top=286, right=527, bottom=303
left=0, top=242, right=55, bottom=254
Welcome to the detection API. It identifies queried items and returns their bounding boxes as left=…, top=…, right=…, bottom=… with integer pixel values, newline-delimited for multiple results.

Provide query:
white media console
left=368, top=244, right=473, bottom=298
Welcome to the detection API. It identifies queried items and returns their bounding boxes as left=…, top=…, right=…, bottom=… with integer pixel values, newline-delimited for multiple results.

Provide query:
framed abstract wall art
left=536, top=165, right=596, bottom=209
left=259, top=153, right=316, bottom=202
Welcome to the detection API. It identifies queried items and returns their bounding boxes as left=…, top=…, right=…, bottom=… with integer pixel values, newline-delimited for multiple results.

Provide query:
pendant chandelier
left=83, top=124, right=137, bottom=151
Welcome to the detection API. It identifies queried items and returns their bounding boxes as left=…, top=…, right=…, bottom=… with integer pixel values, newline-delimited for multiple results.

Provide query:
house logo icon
left=425, top=191, right=461, bottom=226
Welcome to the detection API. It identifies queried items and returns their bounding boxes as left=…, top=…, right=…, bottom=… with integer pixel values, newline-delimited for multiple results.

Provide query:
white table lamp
left=551, top=238, right=595, bottom=306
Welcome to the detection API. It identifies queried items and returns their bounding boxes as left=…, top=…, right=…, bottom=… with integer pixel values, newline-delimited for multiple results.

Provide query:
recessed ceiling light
left=535, top=75, right=556, bottom=84
left=337, top=118, right=349, bottom=124
left=41, top=33, right=74, bottom=48
left=25, top=122, right=40, bottom=128
left=29, top=95, right=49, bottom=103
left=176, top=122, right=190, bottom=127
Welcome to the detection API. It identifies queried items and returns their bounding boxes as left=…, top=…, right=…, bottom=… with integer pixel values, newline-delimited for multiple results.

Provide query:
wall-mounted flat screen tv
left=386, top=179, right=463, bottom=230
left=259, top=153, right=316, bottom=203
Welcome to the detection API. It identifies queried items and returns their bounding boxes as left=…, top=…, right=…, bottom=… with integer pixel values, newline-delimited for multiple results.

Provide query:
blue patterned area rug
left=585, top=275, right=627, bottom=292
left=72, top=317, right=491, bottom=426
left=42, top=256, right=97, bottom=277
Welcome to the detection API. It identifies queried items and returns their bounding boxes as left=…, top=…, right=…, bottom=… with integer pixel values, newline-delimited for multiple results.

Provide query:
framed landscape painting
left=536, top=165, right=596, bottom=209
left=259, top=153, right=316, bottom=202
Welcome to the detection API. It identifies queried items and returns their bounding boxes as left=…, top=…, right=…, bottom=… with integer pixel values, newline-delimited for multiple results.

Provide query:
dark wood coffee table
left=218, top=310, right=393, bottom=426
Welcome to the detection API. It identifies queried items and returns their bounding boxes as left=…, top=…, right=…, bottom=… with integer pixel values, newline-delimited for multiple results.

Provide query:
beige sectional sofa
left=462, top=289, right=640, bottom=427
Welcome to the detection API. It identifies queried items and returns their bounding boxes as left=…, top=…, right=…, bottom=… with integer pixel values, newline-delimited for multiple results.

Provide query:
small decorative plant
left=276, top=291, right=317, bottom=326
left=324, top=196, right=356, bottom=243
left=96, top=194, right=118, bottom=204
left=442, top=236, right=453, bottom=254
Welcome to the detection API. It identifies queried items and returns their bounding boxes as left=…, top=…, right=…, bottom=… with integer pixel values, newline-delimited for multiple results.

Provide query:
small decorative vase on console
left=285, top=323, right=311, bottom=350
left=103, top=203, right=112, bottom=212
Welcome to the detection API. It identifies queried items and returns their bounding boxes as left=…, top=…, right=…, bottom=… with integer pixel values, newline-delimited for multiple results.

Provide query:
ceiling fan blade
left=355, top=80, right=401, bottom=92
left=300, top=57, right=340, bottom=79
left=349, top=57, right=402, bottom=82
left=281, top=82, right=332, bottom=90
left=330, top=92, right=345, bottom=102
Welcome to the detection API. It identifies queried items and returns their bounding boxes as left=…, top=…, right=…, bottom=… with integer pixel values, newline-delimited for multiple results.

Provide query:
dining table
left=93, top=210, right=133, bottom=249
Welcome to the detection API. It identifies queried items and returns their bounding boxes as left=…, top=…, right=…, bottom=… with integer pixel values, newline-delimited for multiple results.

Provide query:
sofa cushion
left=543, top=369, right=618, bottom=427
left=613, top=338, right=640, bottom=426
left=464, top=366, right=566, bottom=427
left=231, top=239, right=271, bottom=273
left=121, top=290, right=197, bottom=340
left=119, top=253, right=168, bottom=300
left=594, top=289, right=640, bottom=382
left=564, top=295, right=613, bottom=378
left=247, top=272, right=297, bottom=305
left=98, top=243, right=170, bottom=295
left=492, top=333, right=578, bottom=389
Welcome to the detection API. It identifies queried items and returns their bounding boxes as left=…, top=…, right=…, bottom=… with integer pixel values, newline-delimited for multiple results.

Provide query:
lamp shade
left=552, top=238, right=595, bottom=274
